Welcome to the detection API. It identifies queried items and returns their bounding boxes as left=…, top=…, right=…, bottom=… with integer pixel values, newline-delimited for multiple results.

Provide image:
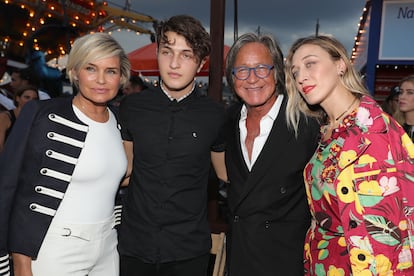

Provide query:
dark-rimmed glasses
left=232, top=64, right=274, bottom=80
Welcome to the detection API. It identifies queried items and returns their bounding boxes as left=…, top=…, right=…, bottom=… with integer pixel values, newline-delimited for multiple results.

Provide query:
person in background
left=381, top=85, right=399, bottom=116
left=10, top=67, right=51, bottom=100
left=285, top=34, right=414, bottom=275
left=0, top=89, right=15, bottom=112
left=397, top=75, right=414, bottom=142
left=0, top=84, right=38, bottom=152
left=222, top=32, right=319, bottom=275
left=0, top=92, right=12, bottom=111
left=0, top=72, right=15, bottom=111
left=122, top=75, right=147, bottom=95
left=0, top=32, right=130, bottom=276
left=110, top=75, right=147, bottom=108
left=118, top=15, right=226, bottom=276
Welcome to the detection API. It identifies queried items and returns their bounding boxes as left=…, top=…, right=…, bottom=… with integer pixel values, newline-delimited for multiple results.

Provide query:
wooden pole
left=208, top=0, right=226, bottom=103
left=315, top=18, right=320, bottom=36
left=234, top=0, right=238, bottom=42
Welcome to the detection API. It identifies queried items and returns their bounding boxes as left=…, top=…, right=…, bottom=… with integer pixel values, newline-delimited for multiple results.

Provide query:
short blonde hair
left=66, top=32, right=130, bottom=89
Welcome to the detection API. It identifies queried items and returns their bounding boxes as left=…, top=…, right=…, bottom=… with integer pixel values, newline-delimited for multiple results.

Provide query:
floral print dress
left=303, top=96, right=414, bottom=276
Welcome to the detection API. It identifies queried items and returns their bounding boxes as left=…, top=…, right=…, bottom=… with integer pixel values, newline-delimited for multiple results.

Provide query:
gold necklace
left=335, top=97, right=357, bottom=121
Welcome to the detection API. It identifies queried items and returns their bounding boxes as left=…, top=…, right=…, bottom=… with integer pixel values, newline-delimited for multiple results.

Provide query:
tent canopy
left=128, top=42, right=230, bottom=76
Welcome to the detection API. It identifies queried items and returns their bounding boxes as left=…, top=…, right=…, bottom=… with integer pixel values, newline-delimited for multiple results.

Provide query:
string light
left=351, top=0, right=370, bottom=63
left=0, top=0, right=155, bottom=60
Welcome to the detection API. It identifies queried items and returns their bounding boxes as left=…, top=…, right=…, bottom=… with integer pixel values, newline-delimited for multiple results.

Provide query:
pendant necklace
left=335, top=97, right=357, bottom=122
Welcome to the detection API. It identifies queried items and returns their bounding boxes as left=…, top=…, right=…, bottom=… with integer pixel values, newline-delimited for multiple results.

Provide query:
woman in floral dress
left=284, top=35, right=414, bottom=275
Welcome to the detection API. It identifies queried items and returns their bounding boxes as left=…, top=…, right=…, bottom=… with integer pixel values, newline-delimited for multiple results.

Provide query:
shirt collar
left=160, top=81, right=195, bottom=102
left=240, top=94, right=284, bottom=121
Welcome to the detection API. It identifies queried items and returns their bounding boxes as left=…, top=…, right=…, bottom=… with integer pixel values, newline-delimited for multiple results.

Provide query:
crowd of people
left=1, top=13, right=414, bottom=276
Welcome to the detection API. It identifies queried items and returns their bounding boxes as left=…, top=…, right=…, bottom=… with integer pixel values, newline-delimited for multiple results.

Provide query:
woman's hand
left=12, top=253, right=32, bottom=276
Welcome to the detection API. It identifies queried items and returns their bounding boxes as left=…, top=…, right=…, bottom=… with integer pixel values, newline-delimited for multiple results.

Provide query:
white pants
left=32, top=217, right=119, bottom=276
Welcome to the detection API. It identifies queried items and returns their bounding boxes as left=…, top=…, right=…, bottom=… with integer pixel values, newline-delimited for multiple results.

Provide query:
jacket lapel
left=232, top=97, right=293, bottom=209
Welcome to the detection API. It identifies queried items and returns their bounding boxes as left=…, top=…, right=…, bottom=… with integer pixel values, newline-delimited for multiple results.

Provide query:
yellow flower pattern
left=350, top=248, right=372, bottom=272
left=304, top=96, right=414, bottom=275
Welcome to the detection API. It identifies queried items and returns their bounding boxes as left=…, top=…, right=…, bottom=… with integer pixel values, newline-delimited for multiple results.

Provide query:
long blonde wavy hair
left=284, top=35, right=369, bottom=137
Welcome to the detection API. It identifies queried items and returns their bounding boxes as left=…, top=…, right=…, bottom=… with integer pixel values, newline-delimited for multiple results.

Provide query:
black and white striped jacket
left=0, top=97, right=123, bottom=276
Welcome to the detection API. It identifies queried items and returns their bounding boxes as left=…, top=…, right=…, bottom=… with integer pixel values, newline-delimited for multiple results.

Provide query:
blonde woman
left=0, top=32, right=130, bottom=276
left=285, top=35, right=414, bottom=275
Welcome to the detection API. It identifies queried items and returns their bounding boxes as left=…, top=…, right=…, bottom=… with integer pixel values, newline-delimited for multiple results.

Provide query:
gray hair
left=225, top=33, right=285, bottom=96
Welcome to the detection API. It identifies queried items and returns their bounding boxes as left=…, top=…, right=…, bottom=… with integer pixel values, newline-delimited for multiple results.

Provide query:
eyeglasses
left=232, top=64, right=274, bottom=80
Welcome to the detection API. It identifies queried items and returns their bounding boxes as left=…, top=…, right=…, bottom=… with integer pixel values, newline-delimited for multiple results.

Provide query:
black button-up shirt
left=118, top=86, right=225, bottom=263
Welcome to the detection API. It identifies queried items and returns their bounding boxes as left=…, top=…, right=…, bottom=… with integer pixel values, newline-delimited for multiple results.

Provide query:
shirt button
left=233, top=215, right=239, bottom=222
left=265, top=220, right=270, bottom=229
left=280, top=187, right=286, bottom=194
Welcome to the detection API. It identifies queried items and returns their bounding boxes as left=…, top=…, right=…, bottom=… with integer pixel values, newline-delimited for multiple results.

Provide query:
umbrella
left=128, top=42, right=230, bottom=76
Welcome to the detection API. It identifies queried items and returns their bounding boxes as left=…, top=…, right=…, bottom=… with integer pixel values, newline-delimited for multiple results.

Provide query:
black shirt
left=403, top=123, right=414, bottom=142
left=118, top=86, right=225, bottom=263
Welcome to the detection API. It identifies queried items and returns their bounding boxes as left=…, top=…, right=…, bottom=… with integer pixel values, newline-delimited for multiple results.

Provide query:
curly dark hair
left=156, top=15, right=211, bottom=64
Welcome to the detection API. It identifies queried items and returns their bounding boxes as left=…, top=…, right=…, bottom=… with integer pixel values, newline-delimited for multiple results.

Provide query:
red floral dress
left=304, top=96, right=414, bottom=275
